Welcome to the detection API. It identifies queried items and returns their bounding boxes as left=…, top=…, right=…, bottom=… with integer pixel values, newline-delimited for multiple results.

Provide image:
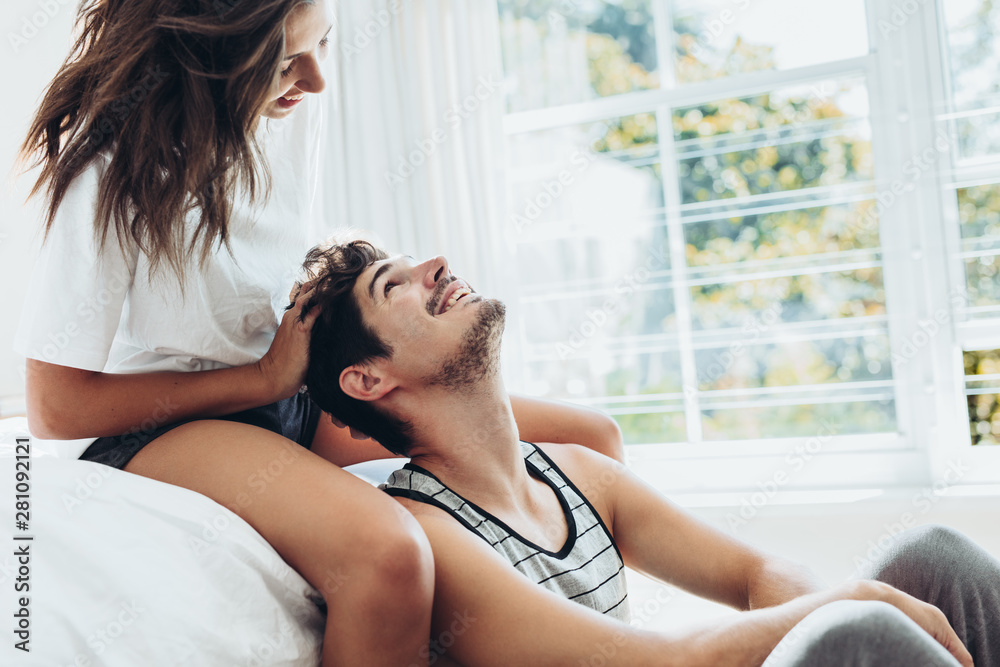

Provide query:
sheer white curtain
left=316, top=0, right=526, bottom=386
left=318, top=0, right=516, bottom=306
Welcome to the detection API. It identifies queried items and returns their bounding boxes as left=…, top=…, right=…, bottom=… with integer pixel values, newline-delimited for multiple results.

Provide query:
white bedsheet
left=0, top=417, right=326, bottom=666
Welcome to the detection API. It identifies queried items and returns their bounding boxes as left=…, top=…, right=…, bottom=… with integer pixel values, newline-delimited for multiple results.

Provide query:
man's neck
left=402, top=376, right=534, bottom=510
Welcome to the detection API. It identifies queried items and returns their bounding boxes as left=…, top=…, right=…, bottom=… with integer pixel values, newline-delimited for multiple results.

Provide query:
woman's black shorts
left=78, top=390, right=323, bottom=470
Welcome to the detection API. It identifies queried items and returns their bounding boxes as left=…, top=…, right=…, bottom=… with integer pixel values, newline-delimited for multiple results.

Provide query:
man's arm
left=403, top=500, right=972, bottom=667
left=550, top=444, right=798, bottom=611
left=745, top=553, right=829, bottom=609
left=617, top=460, right=828, bottom=609
left=509, top=394, right=625, bottom=463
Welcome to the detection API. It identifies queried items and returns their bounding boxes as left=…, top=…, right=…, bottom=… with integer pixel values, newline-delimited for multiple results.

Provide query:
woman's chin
left=259, top=101, right=295, bottom=120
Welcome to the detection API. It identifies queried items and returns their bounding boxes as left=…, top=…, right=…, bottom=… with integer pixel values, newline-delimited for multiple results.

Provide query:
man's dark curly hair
left=298, top=239, right=415, bottom=457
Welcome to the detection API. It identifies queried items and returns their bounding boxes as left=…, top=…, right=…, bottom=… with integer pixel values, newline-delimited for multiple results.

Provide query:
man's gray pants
left=763, top=524, right=1000, bottom=666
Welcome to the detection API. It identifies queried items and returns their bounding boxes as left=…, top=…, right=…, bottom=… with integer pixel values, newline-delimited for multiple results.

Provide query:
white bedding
left=0, top=417, right=401, bottom=666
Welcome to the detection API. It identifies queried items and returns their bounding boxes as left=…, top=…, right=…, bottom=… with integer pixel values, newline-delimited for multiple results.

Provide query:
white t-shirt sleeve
left=13, top=157, right=137, bottom=372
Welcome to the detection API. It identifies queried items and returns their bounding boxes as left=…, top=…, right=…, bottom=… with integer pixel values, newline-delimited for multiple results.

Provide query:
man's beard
left=426, top=297, right=506, bottom=390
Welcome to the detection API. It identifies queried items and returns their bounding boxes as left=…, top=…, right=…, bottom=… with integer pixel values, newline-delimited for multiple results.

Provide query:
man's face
left=350, top=254, right=506, bottom=391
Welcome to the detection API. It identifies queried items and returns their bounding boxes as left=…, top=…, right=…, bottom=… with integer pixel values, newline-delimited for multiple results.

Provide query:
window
left=965, top=349, right=1000, bottom=447
left=930, top=0, right=1000, bottom=482
left=496, top=0, right=1000, bottom=490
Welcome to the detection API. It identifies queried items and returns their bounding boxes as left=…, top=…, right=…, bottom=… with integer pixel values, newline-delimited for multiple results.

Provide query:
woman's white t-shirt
left=14, top=94, right=327, bottom=377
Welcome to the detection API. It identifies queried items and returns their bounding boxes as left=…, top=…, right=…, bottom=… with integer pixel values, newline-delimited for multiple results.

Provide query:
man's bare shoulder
left=534, top=441, right=627, bottom=480
left=389, top=494, right=492, bottom=539
left=533, top=441, right=627, bottom=523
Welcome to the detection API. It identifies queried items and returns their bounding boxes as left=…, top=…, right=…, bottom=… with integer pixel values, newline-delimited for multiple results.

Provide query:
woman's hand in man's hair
left=256, top=282, right=322, bottom=401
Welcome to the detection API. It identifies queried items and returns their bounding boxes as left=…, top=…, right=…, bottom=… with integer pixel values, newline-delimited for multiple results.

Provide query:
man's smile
left=428, top=277, right=474, bottom=316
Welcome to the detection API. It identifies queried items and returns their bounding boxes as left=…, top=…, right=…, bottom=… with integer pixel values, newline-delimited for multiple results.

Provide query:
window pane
left=701, top=399, right=896, bottom=441
left=941, top=0, right=1000, bottom=160
left=964, top=255, right=1000, bottom=309
left=508, top=114, right=661, bottom=235
left=613, top=411, right=687, bottom=444
left=523, top=354, right=688, bottom=444
left=674, top=77, right=893, bottom=439
left=690, top=269, right=886, bottom=330
left=964, top=348, right=1000, bottom=446
left=499, top=12, right=895, bottom=446
left=510, top=112, right=685, bottom=445
left=673, top=0, right=869, bottom=85
left=520, top=283, right=676, bottom=347
left=956, top=184, right=1000, bottom=315
left=515, top=233, right=672, bottom=292
left=673, top=79, right=873, bottom=204
left=684, top=201, right=882, bottom=269
left=695, top=335, right=893, bottom=392
left=498, top=0, right=659, bottom=113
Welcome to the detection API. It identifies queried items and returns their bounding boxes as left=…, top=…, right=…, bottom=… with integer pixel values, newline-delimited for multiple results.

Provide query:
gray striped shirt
left=380, top=441, right=630, bottom=621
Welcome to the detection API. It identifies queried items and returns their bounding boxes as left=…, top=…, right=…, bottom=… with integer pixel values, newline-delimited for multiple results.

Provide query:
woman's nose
left=296, top=57, right=326, bottom=95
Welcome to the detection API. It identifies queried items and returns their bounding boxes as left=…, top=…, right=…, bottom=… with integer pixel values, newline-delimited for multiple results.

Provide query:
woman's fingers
left=292, top=282, right=322, bottom=325
left=289, top=279, right=318, bottom=305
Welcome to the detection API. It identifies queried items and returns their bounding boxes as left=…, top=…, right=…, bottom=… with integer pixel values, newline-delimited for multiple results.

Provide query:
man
left=299, top=239, right=999, bottom=667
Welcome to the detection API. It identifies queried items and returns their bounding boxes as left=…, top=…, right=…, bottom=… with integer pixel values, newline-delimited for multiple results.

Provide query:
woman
left=14, top=1, right=624, bottom=665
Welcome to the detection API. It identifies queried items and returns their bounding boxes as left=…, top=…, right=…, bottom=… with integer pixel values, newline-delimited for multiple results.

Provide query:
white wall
left=0, top=1, right=79, bottom=405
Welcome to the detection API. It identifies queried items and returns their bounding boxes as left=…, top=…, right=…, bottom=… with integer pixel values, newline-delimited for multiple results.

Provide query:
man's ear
left=340, top=361, right=397, bottom=401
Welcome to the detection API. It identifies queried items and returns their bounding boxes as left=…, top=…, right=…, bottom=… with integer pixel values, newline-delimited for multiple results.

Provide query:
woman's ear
left=340, top=362, right=395, bottom=401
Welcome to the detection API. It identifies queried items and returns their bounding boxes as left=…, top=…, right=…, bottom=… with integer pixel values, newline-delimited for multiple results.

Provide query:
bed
left=0, top=416, right=402, bottom=666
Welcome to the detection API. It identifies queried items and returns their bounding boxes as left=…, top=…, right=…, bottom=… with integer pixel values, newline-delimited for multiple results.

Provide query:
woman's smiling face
left=260, top=0, right=335, bottom=119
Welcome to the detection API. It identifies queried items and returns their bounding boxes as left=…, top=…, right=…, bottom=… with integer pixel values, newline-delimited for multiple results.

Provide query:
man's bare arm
left=405, top=500, right=972, bottom=667
left=744, top=554, right=829, bottom=609
left=610, top=458, right=826, bottom=609
left=547, top=446, right=971, bottom=665
left=544, top=443, right=778, bottom=610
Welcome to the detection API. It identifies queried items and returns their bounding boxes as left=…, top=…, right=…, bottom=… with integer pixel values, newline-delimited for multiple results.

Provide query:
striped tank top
left=380, top=441, right=630, bottom=621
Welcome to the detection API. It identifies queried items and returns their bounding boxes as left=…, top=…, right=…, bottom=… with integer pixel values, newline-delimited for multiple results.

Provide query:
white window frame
left=499, top=0, right=1000, bottom=492
left=908, top=0, right=1000, bottom=486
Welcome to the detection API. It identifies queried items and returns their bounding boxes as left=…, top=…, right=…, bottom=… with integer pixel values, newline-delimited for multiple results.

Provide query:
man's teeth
left=442, top=287, right=471, bottom=314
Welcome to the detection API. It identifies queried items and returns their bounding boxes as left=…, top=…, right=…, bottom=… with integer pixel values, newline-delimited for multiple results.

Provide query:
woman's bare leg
left=124, top=419, right=434, bottom=667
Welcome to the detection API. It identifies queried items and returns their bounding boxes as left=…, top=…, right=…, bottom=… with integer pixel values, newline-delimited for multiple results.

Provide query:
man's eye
left=384, top=281, right=397, bottom=296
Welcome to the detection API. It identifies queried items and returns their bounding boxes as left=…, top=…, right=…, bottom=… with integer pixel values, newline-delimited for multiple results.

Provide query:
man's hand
left=851, top=580, right=974, bottom=667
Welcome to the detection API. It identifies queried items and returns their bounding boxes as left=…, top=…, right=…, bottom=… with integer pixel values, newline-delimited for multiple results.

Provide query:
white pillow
left=0, top=416, right=95, bottom=459
left=0, top=424, right=325, bottom=666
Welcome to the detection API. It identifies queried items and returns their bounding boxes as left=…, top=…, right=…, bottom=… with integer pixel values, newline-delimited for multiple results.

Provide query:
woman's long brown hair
left=16, top=0, right=313, bottom=281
